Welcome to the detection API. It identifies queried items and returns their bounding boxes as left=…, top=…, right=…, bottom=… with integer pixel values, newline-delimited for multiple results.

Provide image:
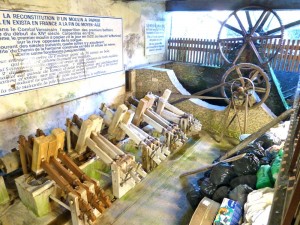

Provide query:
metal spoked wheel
left=218, top=6, right=284, bottom=65
left=221, top=63, right=271, bottom=109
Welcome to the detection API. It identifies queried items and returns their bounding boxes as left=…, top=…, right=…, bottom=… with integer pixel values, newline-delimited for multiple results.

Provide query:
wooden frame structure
left=168, top=38, right=300, bottom=73
left=268, top=80, right=300, bottom=225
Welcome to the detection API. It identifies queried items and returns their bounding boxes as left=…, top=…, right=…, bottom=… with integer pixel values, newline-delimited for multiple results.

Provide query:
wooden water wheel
left=218, top=6, right=284, bottom=65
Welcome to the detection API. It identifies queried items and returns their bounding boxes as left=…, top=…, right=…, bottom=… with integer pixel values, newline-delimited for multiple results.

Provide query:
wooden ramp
left=98, top=131, right=234, bottom=225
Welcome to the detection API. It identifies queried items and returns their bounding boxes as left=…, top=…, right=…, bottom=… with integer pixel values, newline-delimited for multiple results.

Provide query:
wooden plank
left=145, top=110, right=171, bottom=128
left=156, top=97, right=167, bottom=115
left=91, top=133, right=119, bottom=160
left=168, top=38, right=171, bottom=60
left=97, top=134, right=125, bottom=156
left=208, top=39, right=212, bottom=66
left=290, top=40, right=300, bottom=72
left=75, top=119, right=93, bottom=154
left=119, top=123, right=144, bottom=145
left=18, top=136, right=28, bottom=174
left=66, top=118, right=72, bottom=153
left=282, top=39, right=291, bottom=71
left=195, top=39, right=200, bottom=64
left=68, top=193, right=83, bottom=225
left=161, top=110, right=181, bottom=124
left=86, top=137, right=113, bottom=165
left=186, top=38, right=190, bottom=62
left=116, top=110, right=135, bottom=140
left=164, top=102, right=185, bottom=116
left=276, top=39, right=286, bottom=71
left=287, top=40, right=296, bottom=72
left=142, top=114, right=164, bottom=133
left=282, top=174, right=300, bottom=225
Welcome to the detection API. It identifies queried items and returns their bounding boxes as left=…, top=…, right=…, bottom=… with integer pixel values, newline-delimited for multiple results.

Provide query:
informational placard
left=145, top=20, right=165, bottom=55
left=0, top=10, right=123, bottom=96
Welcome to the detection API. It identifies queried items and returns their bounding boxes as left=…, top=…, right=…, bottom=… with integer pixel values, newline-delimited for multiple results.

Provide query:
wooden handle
left=179, top=153, right=246, bottom=178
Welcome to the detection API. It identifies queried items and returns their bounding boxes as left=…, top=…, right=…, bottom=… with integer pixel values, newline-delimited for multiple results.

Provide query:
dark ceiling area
left=166, top=0, right=300, bottom=11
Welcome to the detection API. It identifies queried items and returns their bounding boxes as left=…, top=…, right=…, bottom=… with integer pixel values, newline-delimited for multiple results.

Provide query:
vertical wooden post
left=75, top=119, right=93, bottom=154
left=18, top=136, right=28, bottom=174
left=133, top=99, right=148, bottom=126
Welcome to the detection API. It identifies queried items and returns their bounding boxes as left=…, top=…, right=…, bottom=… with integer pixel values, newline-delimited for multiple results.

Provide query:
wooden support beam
left=145, top=110, right=171, bottom=128
left=161, top=89, right=172, bottom=101
left=51, top=128, right=65, bottom=158
left=97, top=134, right=125, bottom=156
left=46, top=135, right=58, bottom=162
left=119, top=123, right=144, bottom=145
left=130, top=124, right=150, bottom=140
left=142, top=114, right=164, bottom=133
left=86, top=138, right=114, bottom=165
left=161, top=110, right=181, bottom=124
left=88, top=114, right=103, bottom=134
left=31, top=136, right=50, bottom=174
left=91, top=132, right=119, bottom=160
left=75, top=119, right=93, bottom=154
left=133, top=99, right=148, bottom=126
left=70, top=122, right=114, bottom=164
left=144, top=94, right=156, bottom=108
left=116, top=110, right=135, bottom=141
left=156, top=97, right=166, bottom=115
left=66, top=118, right=72, bottom=153
left=164, top=102, right=185, bottom=116
left=18, top=136, right=28, bottom=174
left=108, top=104, right=128, bottom=139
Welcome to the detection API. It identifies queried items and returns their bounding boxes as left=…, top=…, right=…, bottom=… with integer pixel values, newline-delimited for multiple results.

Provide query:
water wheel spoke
left=235, top=66, right=245, bottom=87
left=245, top=11, right=253, bottom=30
left=250, top=10, right=268, bottom=35
left=250, top=70, right=260, bottom=81
left=249, top=40, right=264, bottom=64
left=233, top=42, right=247, bottom=64
left=234, top=12, right=247, bottom=35
left=223, top=23, right=244, bottom=36
left=253, top=87, right=267, bottom=93
left=256, top=11, right=271, bottom=33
